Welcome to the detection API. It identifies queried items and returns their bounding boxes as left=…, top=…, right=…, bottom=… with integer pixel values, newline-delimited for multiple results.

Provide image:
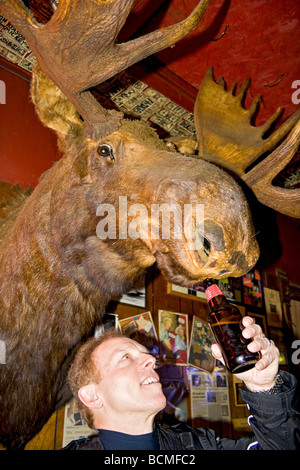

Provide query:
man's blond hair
left=67, top=329, right=124, bottom=428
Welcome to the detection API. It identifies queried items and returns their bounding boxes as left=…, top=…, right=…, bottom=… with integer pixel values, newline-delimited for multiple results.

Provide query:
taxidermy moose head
left=0, top=0, right=299, bottom=450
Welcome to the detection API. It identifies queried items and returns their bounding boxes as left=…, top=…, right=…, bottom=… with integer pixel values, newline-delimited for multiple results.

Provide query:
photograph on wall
left=242, top=269, right=263, bottom=308
left=158, top=310, right=189, bottom=365
left=115, top=276, right=146, bottom=308
left=276, top=269, right=291, bottom=303
left=218, top=277, right=243, bottom=303
left=264, top=287, right=283, bottom=328
left=233, top=376, right=247, bottom=407
left=167, top=282, right=206, bottom=302
left=94, top=313, right=118, bottom=338
left=168, top=277, right=242, bottom=304
left=189, top=370, right=231, bottom=424
left=291, top=299, right=300, bottom=341
left=188, top=316, right=215, bottom=373
left=118, top=311, right=159, bottom=357
left=62, top=398, right=98, bottom=448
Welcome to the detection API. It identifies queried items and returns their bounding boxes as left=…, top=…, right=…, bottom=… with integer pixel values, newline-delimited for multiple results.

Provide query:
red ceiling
left=134, top=0, right=300, bottom=125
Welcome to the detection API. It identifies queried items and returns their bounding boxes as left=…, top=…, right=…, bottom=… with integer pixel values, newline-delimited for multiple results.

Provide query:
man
left=64, top=317, right=300, bottom=450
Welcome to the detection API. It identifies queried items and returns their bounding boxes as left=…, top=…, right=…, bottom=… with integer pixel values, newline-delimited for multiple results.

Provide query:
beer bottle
left=196, top=279, right=260, bottom=373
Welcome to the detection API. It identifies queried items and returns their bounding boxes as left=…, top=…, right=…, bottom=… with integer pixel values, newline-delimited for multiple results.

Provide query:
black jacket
left=63, top=371, right=300, bottom=450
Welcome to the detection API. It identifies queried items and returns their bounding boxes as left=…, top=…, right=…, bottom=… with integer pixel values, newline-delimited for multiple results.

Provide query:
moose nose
left=228, top=250, right=250, bottom=273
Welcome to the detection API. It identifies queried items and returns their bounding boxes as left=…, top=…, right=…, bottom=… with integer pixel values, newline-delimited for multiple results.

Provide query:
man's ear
left=78, top=384, right=103, bottom=410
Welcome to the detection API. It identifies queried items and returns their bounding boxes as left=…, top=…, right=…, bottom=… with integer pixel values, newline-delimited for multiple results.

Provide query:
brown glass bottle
left=199, top=279, right=260, bottom=373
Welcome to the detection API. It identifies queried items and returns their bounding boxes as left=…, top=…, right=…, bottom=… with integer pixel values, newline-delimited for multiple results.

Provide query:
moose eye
left=97, top=144, right=114, bottom=161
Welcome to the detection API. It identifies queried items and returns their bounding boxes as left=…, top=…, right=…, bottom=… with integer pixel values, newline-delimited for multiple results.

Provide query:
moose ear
left=78, top=384, right=103, bottom=410
left=30, top=65, right=84, bottom=138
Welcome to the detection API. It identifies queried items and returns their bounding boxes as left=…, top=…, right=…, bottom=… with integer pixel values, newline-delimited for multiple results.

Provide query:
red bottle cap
left=206, top=284, right=223, bottom=301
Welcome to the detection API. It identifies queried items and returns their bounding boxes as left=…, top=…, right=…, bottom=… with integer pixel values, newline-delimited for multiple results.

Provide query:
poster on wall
left=188, top=316, right=215, bottom=373
left=94, top=313, right=118, bottom=338
left=158, top=310, right=189, bottom=365
left=291, top=299, right=300, bottom=341
left=242, top=269, right=263, bottom=308
left=167, top=283, right=206, bottom=302
left=218, top=277, right=243, bottom=303
left=189, top=370, right=231, bottom=423
left=232, top=376, right=247, bottom=407
left=117, top=284, right=146, bottom=308
left=263, top=287, right=283, bottom=328
left=118, top=311, right=159, bottom=357
left=168, top=277, right=242, bottom=304
left=62, top=398, right=97, bottom=448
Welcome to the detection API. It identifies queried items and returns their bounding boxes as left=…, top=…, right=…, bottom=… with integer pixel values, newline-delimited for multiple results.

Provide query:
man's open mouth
left=141, top=376, right=159, bottom=386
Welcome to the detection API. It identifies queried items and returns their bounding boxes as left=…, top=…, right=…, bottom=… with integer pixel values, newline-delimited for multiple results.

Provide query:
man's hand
left=211, top=316, right=280, bottom=392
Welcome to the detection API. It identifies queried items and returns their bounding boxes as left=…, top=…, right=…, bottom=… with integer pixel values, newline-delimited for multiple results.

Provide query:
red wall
left=0, top=65, right=59, bottom=188
left=266, top=214, right=300, bottom=285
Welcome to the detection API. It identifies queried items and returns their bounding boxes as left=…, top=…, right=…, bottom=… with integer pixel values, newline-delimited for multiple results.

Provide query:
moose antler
left=194, top=68, right=300, bottom=218
left=0, top=0, right=211, bottom=139
left=241, top=120, right=300, bottom=217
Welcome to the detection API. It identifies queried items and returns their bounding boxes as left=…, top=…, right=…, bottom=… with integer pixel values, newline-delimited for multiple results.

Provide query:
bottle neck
left=208, top=295, right=229, bottom=313
left=205, top=284, right=228, bottom=312
left=205, top=284, right=223, bottom=301
left=193, top=280, right=229, bottom=312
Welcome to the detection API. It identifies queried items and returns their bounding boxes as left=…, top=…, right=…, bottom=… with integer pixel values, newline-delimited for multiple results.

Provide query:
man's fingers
left=247, top=336, right=271, bottom=353
left=241, top=316, right=255, bottom=327
left=254, top=340, right=279, bottom=371
left=255, top=350, right=275, bottom=371
left=211, top=344, right=223, bottom=361
left=242, top=322, right=262, bottom=340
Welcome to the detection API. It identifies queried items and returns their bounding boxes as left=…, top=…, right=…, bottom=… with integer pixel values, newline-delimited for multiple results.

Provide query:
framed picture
left=264, top=287, right=283, bottom=328
left=167, top=283, right=206, bottom=302
left=276, top=269, right=291, bottom=303
left=118, top=311, right=158, bottom=356
left=291, top=299, right=300, bottom=342
left=94, top=313, right=118, bottom=338
left=233, top=376, right=247, bottom=407
left=188, top=316, right=215, bottom=373
left=190, top=370, right=231, bottom=423
left=167, top=277, right=242, bottom=304
left=158, top=310, right=189, bottom=365
left=116, top=276, right=146, bottom=308
left=242, top=269, right=263, bottom=308
left=217, top=277, right=243, bottom=303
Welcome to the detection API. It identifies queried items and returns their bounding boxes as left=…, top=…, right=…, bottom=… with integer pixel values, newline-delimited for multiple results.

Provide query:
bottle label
left=206, top=284, right=223, bottom=301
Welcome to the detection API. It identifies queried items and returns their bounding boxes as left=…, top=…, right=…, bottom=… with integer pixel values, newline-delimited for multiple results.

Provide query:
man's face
left=92, top=337, right=167, bottom=421
left=178, top=327, right=185, bottom=338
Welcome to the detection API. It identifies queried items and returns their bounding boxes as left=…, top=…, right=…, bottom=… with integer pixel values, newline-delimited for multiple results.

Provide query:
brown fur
left=0, top=183, right=32, bottom=243
left=0, top=67, right=259, bottom=449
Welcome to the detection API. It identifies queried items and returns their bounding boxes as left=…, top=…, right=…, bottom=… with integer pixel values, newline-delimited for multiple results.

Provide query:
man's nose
left=140, top=353, right=156, bottom=369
